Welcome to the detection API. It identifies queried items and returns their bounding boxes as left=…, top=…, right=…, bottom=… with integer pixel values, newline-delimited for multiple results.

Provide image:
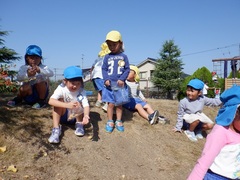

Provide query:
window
left=140, top=72, right=147, bottom=79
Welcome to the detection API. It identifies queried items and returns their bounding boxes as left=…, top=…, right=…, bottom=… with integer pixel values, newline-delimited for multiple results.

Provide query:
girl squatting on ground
left=188, top=85, right=240, bottom=180
left=7, top=45, right=54, bottom=109
left=173, top=79, right=222, bottom=142
left=48, top=66, right=90, bottom=144
left=102, top=30, right=130, bottom=133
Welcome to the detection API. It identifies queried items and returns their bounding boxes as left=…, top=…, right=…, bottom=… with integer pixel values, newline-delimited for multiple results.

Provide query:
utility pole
left=82, top=54, right=84, bottom=69
left=54, top=68, right=57, bottom=82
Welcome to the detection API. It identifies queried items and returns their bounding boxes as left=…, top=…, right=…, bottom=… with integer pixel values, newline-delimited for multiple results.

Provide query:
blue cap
left=187, top=79, right=204, bottom=90
left=215, top=85, right=240, bottom=126
left=25, top=45, right=42, bottom=57
left=64, top=66, right=83, bottom=79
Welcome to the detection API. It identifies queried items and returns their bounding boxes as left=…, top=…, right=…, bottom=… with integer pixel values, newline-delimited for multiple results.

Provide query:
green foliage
left=0, top=30, right=21, bottom=63
left=177, top=67, right=225, bottom=100
left=151, top=40, right=184, bottom=99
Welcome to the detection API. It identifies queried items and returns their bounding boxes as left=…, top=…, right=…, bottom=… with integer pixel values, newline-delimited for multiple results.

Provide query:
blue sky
left=1, top=0, right=240, bottom=79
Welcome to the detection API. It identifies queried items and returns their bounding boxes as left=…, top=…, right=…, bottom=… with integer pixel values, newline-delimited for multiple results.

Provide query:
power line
left=180, top=43, right=239, bottom=57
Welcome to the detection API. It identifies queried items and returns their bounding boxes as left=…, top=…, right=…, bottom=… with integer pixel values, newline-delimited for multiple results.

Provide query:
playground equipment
left=212, top=56, right=240, bottom=89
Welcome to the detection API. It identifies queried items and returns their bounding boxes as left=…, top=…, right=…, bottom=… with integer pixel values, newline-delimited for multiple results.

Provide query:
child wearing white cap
left=188, top=85, right=240, bottom=179
left=48, top=66, right=90, bottom=144
left=123, top=65, right=168, bottom=125
left=7, top=45, right=54, bottom=109
left=173, top=78, right=222, bottom=142
left=102, top=30, right=130, bottom=133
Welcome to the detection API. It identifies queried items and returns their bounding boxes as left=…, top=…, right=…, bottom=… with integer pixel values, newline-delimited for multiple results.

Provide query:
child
left=102, top=30, right=130, bottom=133
left=173, top=78, right=222, bottom=142
left=90, top=42, right=110, bottom=110
left=188, top=85, right=240, bottom=180
left=123, top=65, right=168, bottom=125
left=48, top=66, right=90, bottom=144
left=7, top=45, right=54, bottom=109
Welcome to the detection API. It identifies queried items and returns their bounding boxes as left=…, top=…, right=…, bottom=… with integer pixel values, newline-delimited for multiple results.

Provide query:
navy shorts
left=60, top=109, right=76, bottom=125
left=183, top=120, right=203, bottom=131
left=23, top=83, right=49, bottom=104
left=123, top=98, right=147, bottom=111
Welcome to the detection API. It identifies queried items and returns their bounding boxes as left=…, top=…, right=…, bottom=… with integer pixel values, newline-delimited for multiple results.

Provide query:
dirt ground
left=0, top=95, right=220, bottom=180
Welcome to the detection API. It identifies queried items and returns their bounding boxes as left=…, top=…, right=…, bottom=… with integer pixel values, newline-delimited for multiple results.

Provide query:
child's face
left=186, top=86, right=201, bottom=100
left=65, top=80, right=82, bottom=92
left=106, top=40, right=122, bottom=54
left=127, top=70, right=135, bottom=81
left=26, top=55, right=41, bottom=66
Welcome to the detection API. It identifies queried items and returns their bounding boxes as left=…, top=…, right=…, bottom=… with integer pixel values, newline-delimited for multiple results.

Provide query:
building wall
left=138, top=61, right=156, bottom=90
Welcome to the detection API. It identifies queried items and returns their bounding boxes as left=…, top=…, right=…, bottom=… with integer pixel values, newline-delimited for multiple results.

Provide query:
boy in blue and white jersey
left=102, top=30, right=130, bottom=133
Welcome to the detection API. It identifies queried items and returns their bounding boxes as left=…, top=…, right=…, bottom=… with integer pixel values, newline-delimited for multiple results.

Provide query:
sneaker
left=95, top=100, right=102, bottom=108
left=75, top=122, right=85, bottom=136
left=184, top=130, right=197, bottom=142
left=105, top=120, right=114, bottom=133
left=195, top=131, right=204, bottom=139
left=157, top=115, right=169, bottom=124
left=148, top=110, right=159, bottom=125
left=7, top=100, right=16, bottom=107
left=48, top=126, right=62, bottom=144
left=32, top=102, right=46, bottom=109
left=102, top=103, right=108, bottom=112
left=7, top=97, right=22, bottom=107
left=115, top=120, right=124, bottom=132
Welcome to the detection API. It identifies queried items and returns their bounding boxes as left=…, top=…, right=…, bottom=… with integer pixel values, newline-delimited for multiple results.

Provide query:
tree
left=152, top=40, right=184, bottom=99
left=0, top=30, right=21, bottom=63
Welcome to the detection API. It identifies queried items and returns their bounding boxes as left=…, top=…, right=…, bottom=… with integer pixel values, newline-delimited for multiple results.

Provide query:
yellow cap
left=106, top=30, right=122, bottom=42
left=130, top=65, right=140, bottom=82
left=98, top=42, right=110, bottom=57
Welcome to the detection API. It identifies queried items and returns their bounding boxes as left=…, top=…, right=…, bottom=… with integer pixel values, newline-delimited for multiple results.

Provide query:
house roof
left=137, top=57, right=157, bottom=68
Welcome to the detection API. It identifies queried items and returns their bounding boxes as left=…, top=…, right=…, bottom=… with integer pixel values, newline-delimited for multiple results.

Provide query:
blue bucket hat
left=187, top=78, right=204, bottom=90
left=215, top=85, right=240, bottom=126
left=64, top=66, right=83, bottom=79
left=25, top=45, right=42, bottom=57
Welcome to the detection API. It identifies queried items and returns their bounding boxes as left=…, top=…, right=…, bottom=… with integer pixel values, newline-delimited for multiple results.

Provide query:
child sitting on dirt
left=123, top=65, right=168, bottom=125
left=48, top=66, right=90, bottom=144
left=7, top=45, right=54, bottom=109
left=188, top=85, right=240, bottom=179
left=173, top=78, right=222, bottom=142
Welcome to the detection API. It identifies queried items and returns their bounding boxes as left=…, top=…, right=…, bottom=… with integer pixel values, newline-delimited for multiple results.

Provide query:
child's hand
left=172, top=127, right=182, bottom=133
left=27, top=67, right=37, bottom=76
left=82, top=115, right=90, bottom=125
left=117, top=80, right=124, bottom=87
left=105, top=80, right=110, bottom=87
left=67, top=101, right=80, bottom=109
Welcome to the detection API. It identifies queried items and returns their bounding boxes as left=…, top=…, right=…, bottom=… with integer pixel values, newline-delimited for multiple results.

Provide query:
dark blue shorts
left=60, top=109, right=76, bottom=125
left=123, top=98, right=147, bottom=111
left=23, top=83, right=49, bottom=104
left=183, top=120, right=203, bottom=131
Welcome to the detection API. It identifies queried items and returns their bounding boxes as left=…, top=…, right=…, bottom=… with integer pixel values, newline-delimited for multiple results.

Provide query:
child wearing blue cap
left=188, top=85, right=240, bottom=180
left=102, top=30, right=130, bottom=133
left=173, top=78, right=222, bottom=142
left=7, top=45, right=54, bottom=109
left=48, top=66, right=90, bottom=144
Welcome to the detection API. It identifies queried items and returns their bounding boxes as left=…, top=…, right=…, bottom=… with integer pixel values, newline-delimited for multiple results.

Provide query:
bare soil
left=0, top=95, right=220, bottom=180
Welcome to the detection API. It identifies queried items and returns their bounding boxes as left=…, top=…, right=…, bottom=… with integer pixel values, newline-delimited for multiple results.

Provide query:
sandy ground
left=0, top=96, right=220, bottom=180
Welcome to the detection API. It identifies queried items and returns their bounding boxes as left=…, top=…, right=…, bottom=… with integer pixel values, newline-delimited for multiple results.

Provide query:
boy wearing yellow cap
left=123, top=65, right=167, bottom=125
left=102, top=30, right=130, bottom=132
